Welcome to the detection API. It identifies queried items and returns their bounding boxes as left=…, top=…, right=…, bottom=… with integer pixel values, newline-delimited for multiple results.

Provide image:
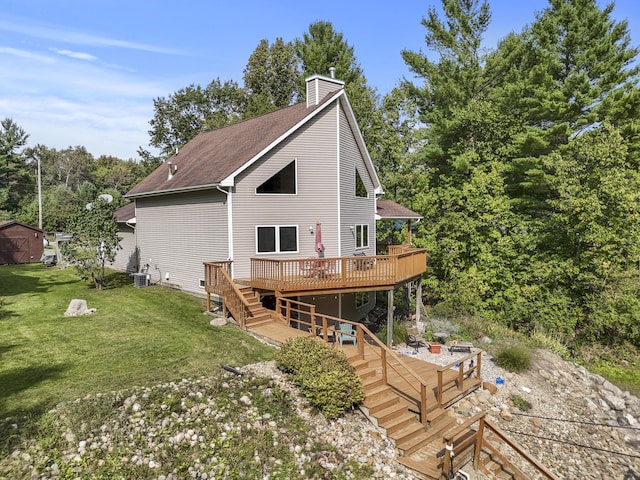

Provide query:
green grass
left=0, top=264, right=275, bottom=419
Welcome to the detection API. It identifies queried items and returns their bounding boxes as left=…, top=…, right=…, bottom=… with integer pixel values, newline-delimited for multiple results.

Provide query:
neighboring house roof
left=0, top=220, right=43, bottom=232
left=127, top=89, right=368, bottom=198
left=375, top=199, right=422, bottom=221
left=113, top=203, right=136, bottom=224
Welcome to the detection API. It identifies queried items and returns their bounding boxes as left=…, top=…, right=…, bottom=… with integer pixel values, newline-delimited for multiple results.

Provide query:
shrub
left=495, top=346, right=531, bottom=373
left=378, top=321, right=408, bottom=346
left=276, top=337, right=364, bottom=419
left=511, top=394, right=533, bottom=412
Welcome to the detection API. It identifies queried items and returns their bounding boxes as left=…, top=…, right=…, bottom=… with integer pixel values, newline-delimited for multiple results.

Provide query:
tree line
left=2, top=0, right=639, bottom=350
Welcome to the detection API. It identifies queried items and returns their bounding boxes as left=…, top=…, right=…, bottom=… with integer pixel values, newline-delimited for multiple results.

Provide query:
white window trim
left=255, top=158, right=298, bottom=196
left=255, top=225, right=299, bottom=254
left=355, top=224, right=369, bottom=249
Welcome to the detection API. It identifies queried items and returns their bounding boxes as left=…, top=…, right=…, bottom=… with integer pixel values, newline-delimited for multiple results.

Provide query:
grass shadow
left=0, top=364, right=68, bottom=418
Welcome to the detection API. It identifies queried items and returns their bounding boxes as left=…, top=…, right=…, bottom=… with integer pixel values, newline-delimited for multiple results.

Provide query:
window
left=257, top=160, right=297, bottom=194
left=355, top=292, right=370, bottom=309
left=355, top=224, right=369, bottom=249
left=355, top=168, right=368, bottom=198
left=257, top=225, right=298, bottom=253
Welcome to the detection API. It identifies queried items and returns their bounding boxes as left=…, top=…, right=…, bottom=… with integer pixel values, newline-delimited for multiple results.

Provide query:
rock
left=64, top=299, right=96, bottom=316
left=209, top=317, right=227, bottom=326
left=483, top=382, right=497, bottom=394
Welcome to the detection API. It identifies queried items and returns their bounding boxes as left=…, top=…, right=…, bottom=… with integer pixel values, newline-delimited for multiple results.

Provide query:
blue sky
left=1, top=0, right=638, bottom=160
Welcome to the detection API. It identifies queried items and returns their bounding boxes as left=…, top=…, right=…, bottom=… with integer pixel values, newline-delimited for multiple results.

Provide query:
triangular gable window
left=355, top=168, right=368, bottom=198
left=257, top=160, right=297, bottom=194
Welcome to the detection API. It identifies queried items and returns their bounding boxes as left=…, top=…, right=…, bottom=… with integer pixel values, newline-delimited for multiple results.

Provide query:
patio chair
left=338, top=323, right=357, bottom=347
left=407, top=334, right=427, bottom=353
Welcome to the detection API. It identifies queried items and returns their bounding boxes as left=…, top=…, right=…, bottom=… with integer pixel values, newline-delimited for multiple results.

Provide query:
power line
left=511, top=412, right=640, bottom=431
left=501, top=427, right=640, bottom=460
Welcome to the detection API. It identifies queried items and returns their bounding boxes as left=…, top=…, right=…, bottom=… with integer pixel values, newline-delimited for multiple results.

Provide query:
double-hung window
left=355, top=224, right=369, bottom=249
left=256, top=225, right=298, bottom=254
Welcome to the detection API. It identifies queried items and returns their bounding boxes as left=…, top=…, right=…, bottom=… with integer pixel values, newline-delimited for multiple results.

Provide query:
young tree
left=61, top=196, right=120, bottom=290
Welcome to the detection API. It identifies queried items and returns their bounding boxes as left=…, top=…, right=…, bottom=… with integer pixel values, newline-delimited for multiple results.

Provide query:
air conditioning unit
left=133, top=273, right=149, bottom=288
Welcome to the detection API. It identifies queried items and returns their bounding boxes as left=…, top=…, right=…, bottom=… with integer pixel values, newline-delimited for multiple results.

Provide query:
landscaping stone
left=64, top=299, right=96, bottom=316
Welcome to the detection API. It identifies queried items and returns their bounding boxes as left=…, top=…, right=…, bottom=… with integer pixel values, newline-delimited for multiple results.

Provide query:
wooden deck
left=204, top=246, right=427, bottom=297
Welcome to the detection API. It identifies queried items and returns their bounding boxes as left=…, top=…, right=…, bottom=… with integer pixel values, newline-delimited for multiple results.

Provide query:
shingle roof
left=376, top=199, right=422, bottom=220
left=126, top=92, right=339, bottom=198
left=113, top=202, right=135, bottom=223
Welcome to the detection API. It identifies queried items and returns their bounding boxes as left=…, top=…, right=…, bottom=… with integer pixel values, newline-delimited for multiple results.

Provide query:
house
left=120, top=74, right=426, bottom=322
left=112, top=202, right=137, bottom=273
left=0, top=220, right=44, bottom=265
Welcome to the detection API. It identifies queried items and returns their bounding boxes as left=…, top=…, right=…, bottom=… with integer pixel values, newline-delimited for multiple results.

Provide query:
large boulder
left=64, top=299, right=96, bottom=317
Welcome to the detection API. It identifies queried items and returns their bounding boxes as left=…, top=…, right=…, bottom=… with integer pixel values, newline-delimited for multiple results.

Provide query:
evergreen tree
left=295, top=21, right=380, bottom=144
left=243, top=38, right=300, bottom=117
left=0, top=118, right=30, bottom=218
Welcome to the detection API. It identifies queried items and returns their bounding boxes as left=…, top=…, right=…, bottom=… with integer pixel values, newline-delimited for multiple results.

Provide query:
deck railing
left=275, top=297, right=433, bottom=424
left=436, top=352, right=482, bottom=406
left=247, top=246, right=426, bottom=293
left=442, top=412, right=559, bottom=479
left=203, top=261, right=251, bottom=328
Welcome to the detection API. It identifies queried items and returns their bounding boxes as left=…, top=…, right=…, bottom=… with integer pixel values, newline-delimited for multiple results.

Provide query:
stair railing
left=276, top=297, right=432, bottom=424
left=436, top=352, right=482, bottom=405
left=203, top=261, right=252, bottom=328
left=442, top=412, right=559, bottom=479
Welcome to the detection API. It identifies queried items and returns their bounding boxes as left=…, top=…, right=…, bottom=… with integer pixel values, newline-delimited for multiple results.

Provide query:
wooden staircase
left=232, top=292, right=557, bottom=480
left=236, top=286, right=275, bottom=327
left=347, top=351, right=528, bottom=480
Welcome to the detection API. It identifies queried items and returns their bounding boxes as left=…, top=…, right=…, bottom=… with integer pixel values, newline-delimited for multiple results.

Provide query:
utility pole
left=37, top=154, right=42, bottom=229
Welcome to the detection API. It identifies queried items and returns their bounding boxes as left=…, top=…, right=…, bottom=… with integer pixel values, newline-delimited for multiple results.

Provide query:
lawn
left=0, top=264, right=275, bottom=419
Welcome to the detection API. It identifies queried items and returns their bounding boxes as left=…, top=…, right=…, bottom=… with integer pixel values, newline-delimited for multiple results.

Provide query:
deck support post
left=415, top=280, right=422, bottom=322
left=386, top=289, right=394, bottom=348
left=474, top=416, right=486, bottom=470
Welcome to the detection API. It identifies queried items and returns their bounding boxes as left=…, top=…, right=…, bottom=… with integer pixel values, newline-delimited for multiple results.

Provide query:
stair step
left=390, top=420, right=426, bottom=445
left=358, top=366, right=379, bottom=381
left=365, top=393, right=400, bottom=415
left=397, top=456, right=441, bottom=479
left=374, top=401, right=412, bottom=425
left=362, top=376, right=385, bottom=391
left=380, top=412, right=417, bottom=436
left=396, top=414, right=458, bottom=456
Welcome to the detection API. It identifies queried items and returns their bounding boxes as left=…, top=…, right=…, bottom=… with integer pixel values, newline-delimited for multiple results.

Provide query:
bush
left=495, top=346, right=531, bottom=373
left=276, top=337, right=364, bottom=419
left=511, top=394, right=533, bottom=411
left=378, top=321, right=408, bottom=346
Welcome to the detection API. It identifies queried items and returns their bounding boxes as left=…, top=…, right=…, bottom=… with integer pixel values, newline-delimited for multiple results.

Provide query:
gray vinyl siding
left=339, top=107, right=376, bottom=256
left=111, top=225, right=137, bottom=273
left=135, top=190, right=228, bottom=294
left=231, top=104, right=340, bottom=280
left=299, top=292, right=372, bottom=323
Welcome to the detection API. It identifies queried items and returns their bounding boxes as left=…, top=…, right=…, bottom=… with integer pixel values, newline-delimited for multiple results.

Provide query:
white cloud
left=0, top=46, right=55, bottom=63
left=50, top=48, right=97, bottom=61
left=0, top=16, right=187, bottom=55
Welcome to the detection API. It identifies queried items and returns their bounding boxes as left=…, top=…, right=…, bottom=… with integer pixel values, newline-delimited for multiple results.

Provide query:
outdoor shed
left=0, top=221, right=45, bottom=265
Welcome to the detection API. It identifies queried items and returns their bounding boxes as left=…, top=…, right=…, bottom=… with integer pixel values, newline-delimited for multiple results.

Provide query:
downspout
left=216, top=186, right=233, bottom=277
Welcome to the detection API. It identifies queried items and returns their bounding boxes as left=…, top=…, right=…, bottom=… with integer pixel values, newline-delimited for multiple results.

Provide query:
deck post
left=420, top=384, right=428, bottom=425
left=386, top=289, right=394, bottom=348
left=357, top=326, right=364, bottom=358
left=458, top=363, right=464, bottom=391
left=474, top=416, right=486, bottom=469
left=310, top=304, right=317, bottom=333
left=206, top=292, right=210, bottom=313
left=415, top=281, right=422, bottom=321
left=443, top=443, right=453, bottom=476
left=381, top=349, right=388, bottom=384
